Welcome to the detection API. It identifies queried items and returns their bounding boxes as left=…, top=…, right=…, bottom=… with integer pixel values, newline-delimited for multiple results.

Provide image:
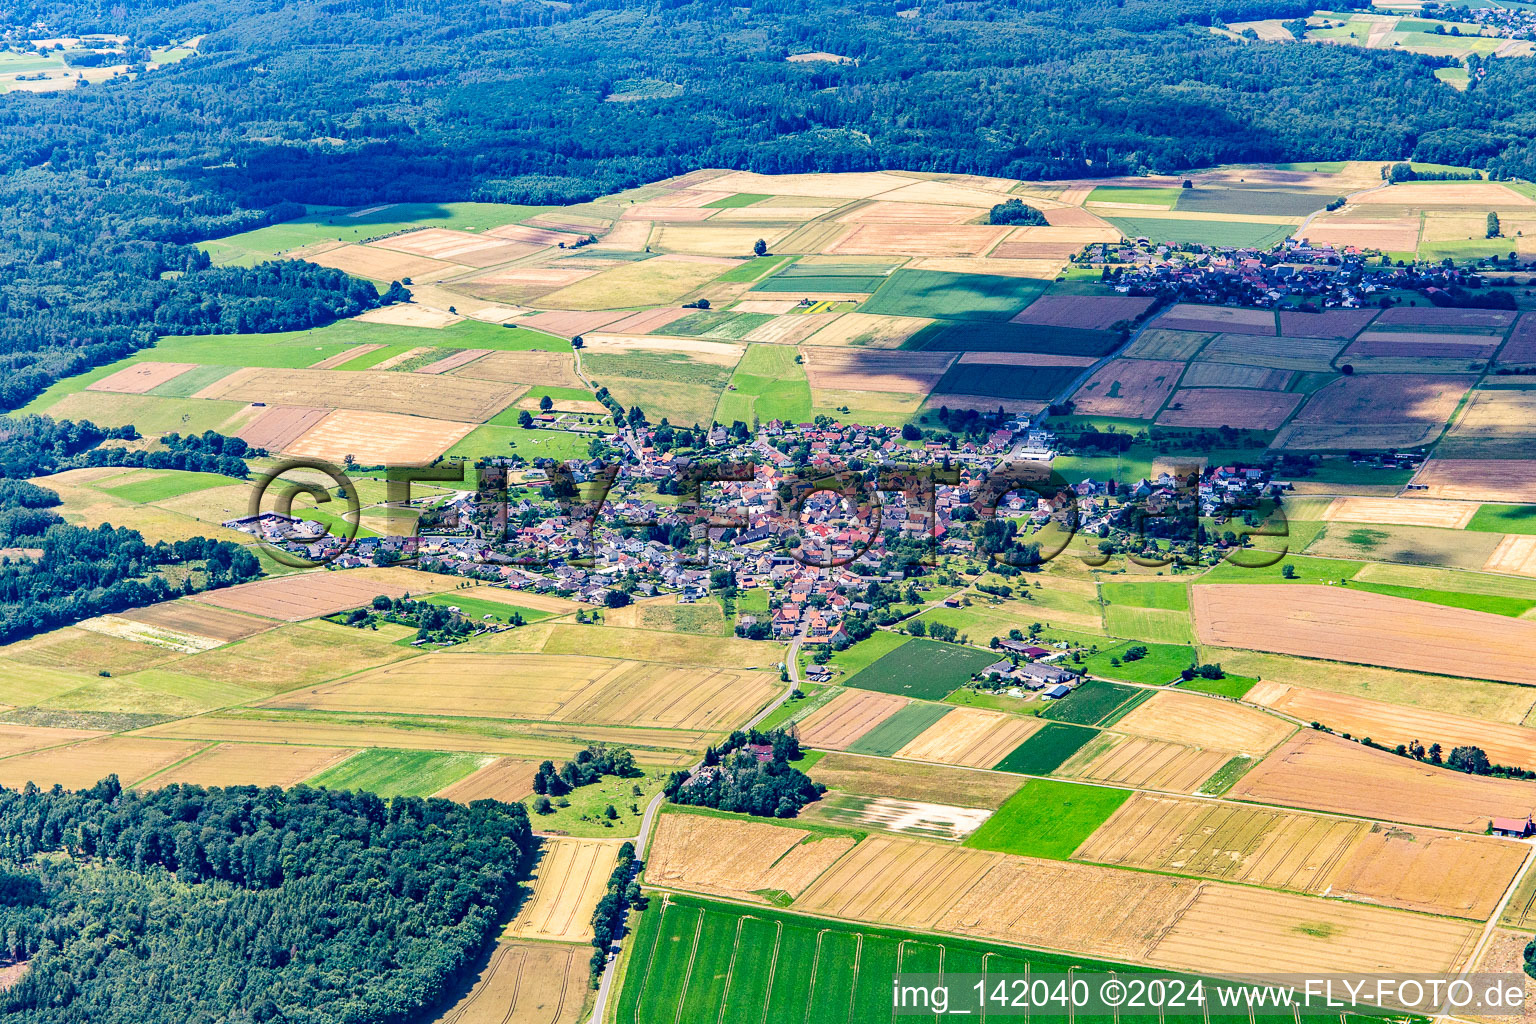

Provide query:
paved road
left=585, top=634, right=803, bottom=1024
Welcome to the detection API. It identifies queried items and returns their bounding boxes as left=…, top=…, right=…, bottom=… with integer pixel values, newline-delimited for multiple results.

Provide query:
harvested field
left=413, top=349, right=491, bottom=374
left=1488, top=534, right=1536, bottom=576
left=1247, top=681, right=1536, bottom=771
left=285, top=408, right=474, bottom=463
left=1298, top=217, right=1422, bottom=252
left=796, top=833, right=1201, bottom=961
left=89, top=361, right=198, bottom=394
left=1496, top=314, right=1536, bottom=366
left=1062, top=735, right=1231, bottom=793
left=1231, top=730, right=1536, bottom=831
left=796, top=689, right=911, bottom=750
left=0, top=736, right=208, bottom=789
left=1123, top=329, right=1215, bottom=360
left=1324, top=497, right=1478, bottom=530
left=1154, top=304, right=1275, bottom=335
left=0, top=723, right=107, bottom=758
left=140, top=742, right=356, bottom=789
left=373, top=227, right=545, bottom=264
left=486, top=223, right=585, bottom=246
left=279, top=653, right=778, bottom=732
left=1275, top=373, right=1472, bottom=449
left=536, top=255, right=736, bottom=310
left=1156, top=388, right=1301, bottom=429
left=117, top=600, right=275, bottom=643
left=1201, top=333, right=1344, bottom=371
left=807, top=752, right=1024, bottom=808
left=1417, top=459, right=1536, bottom=504
left=433, top=757, right=539, bottom=803
left=1074, top=793, right=1365, bottom=893
left=600, top=307, right=693, bottom=334
left=1328, top=822, right=1526, bottom=919
left=464, top=265, right=596, bottom=302
left=1176, top=362, right=1292, bottom=389
left=743, top=312, right=840, bottom=345
left=649, top=225, right=787, bottom=258
left=352, top=304, right=464, bottom=328
left=1070, top=359, right=1183, bottom=418
left=75, top=614, right=226, bottom=654
left=1447, top=387, right=1536, bottom=445
left=805, top=794, right=992, bottom=841
left=1146, top=885, right=1478, bottom=978
left=190, top=567, right=458, bottom=621
left=1374, top=305, right=1519, bottom=329
left=645, top=813, right=852, bottom=902
left=892, top=707, right=1042, bottom=768
left=802, top=313, right=933, bottom=348
left=1465, top=931, right=1536, bottom=1024
left=1192, top=583, right=1536, bottom=685
left=1011, top=294, right=1155, bottom=330
left=837, top=201, right=977, bottom=224
left=195, top=367, right=522, bottom=422
left=827, top=223, right=1010, bottom=258
left=1353, top=181, right=1534, bottom=207
left=452, top=350, right=583, bottom=388
left=800, top=348, right=955, bottom=393
left=1112, top=691, right=1293, bottom=754
left=1278, top=308, right=1379, bottom=339
left=434, top=941, right=587, bottom=1024
left=307, top=244, right=465, bottom=283
left=506, top=838, right=621, bottom=943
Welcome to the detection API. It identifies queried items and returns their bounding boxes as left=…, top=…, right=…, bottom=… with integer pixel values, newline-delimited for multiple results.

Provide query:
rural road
left=584, top=633, right=803, bottom=1024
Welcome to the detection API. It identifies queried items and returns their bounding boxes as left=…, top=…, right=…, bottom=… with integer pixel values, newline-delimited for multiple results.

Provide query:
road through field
left=584, top=633, right=802, bottom=1024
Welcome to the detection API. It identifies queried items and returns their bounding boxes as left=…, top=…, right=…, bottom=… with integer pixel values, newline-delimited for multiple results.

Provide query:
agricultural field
left=965, top=779, right=1129, bottom=859
left=840, top=638, right=997, bottom=699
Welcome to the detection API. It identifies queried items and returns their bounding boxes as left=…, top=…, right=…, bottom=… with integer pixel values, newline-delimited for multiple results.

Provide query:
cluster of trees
left=0, top=519, right=262, bottom=643
left=664, top=728, right=824, bottom=818
left=69, top=429, right=253, bottom=478
left=342, top=594, right=519, bottom=642
left=0, top=781, right=533, bottom=1023
left=0, top=416, right=135, bottom=478
left=975, top=518, right=1045, bottom=568
left=988, top=199, right=1048, bottom=226
left=588, top=841, right=641, bottom=985
left=532, top=745, right=640, bottom=799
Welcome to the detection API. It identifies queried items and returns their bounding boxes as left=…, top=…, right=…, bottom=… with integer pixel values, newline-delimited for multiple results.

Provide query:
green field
left=1039, top=680, right=1149, bottom=726
left=842, top=638, right=998, bottom=699
left=147, top=364, right=241, bottom=398
left=1087, top=186, right=1183, bottom=207
left=618, top=896, right=1119, bottom=1024
left=1468, top=504, right=1536, bottom=536
left=993, top=722, right=1099, bottom=775
left=846, top=703, right=953, bottom=756
left=1081, top=639, right=1195, bottom=685
left=99, top=470, right=239, bottom=504
left=714, top=344, right=812, bottom=424
left=1177, top=674, right=1258, bottom=699
left=710, top=254, right=796, bottom=283
left=444, top=423, right=596, bottom=464
left=965, top=778, right=1129, bottom=859
left=1348, top=582, right=1536, bottom=618
left=1104, top=217, right=1295, bottom=249
left=196, top=201, right=556, bottom=266
left=703, top=193, right=771, bottom=209
left=306, top=749, right=489, bottom=797
left=826, top=631, right=911, bottom=677
left=420, top=592, right=557, bottom=623
left=1099, top=581, right=1190, bottom=611
left=861, top=270, right=1046, bottom=322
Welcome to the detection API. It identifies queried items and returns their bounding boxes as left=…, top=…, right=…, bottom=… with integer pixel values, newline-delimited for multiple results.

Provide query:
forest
left=1, top=0, right=1533, bottom=407
left=0, top=782, right=533, bottom=1023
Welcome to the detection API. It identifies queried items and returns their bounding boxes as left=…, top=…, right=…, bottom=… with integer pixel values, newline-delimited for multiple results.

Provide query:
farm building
left=1492, top=816, right=1534, bottom=838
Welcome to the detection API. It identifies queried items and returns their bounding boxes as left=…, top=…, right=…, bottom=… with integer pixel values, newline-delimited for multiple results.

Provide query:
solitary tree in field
left=1488, top=212, right=1502, bottom=238
left=539, top=394, right=553, bottom=411
left=753, top=238, right=768, bottom=256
